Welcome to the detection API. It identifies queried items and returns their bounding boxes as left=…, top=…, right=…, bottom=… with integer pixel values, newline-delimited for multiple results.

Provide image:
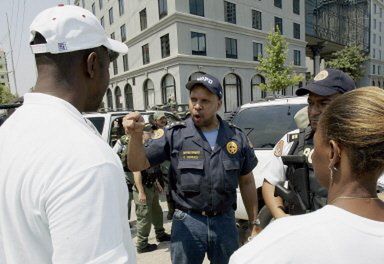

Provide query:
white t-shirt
left=230, top=205, right=384, bottom=264
left=0, top=93, right=136, bottom=264
left=263, top=129, right=299, bottom=185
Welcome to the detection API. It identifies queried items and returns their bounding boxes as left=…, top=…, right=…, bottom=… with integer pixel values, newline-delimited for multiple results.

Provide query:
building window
left=380, top=22, right=382, bottom=32
left=92, top=3, right=96, bottom=15
left=191, top=32, right=206, bottom=56
left=143, top=79, right=155, bottom=109
left=160, top=34, right=170, bottom=58
left=114, top=86, right=123, bottom=109
left=293, top=0, right=300, bottom=15
left=294, top=50, right=301, bottom=66
left=252, top=10, right=262, bottom=30
left=274, top=0, right=282, bottom=8
left=110, top=32, right=115, bottom=39
left=120, top=24, right=126, bottom=42
left=373, top=64, right=376, bottom=75
left=118, top=0, right=125, bottom=16
left=100, top=16, right=104, bottom=28
left=140, top=9, right=147, bottom=31
left=293, top=23, right=300, bottom=39
left=158, top=0, right=168, bottom=19
left=374, top=19, right=377, bottom=30
left=373, top=48, right=376, bottom=59
left=109, top=7, right=114, bottom=25
left=224, top=1, right=236, bottom=24
left=113, top=59, right=118, bottom=75
left=81, top=0, right=85, bottom=8
left=161, top=74, right=176, bottom=104
left=378, top=65, right=381, bottom=75
left=123, top=54, right=128, bottom=71
left=142, top=44, right=150, bottom=65
left=251, top=74, right=266, bottom=100
left=190, top=0, right=204, bottom=16
left=99, top=0, right=103, bottom=10
left=225, top=37, right=237, bottom=59
left=275, top=17, right=283, bottom=34
left=124, top=84, right=134, bottom=109
left=224, top=73, right=242, bottom=112
left=253, top=42, right=263, bottom=61
left=373, top=33, right=376, bottom=44
left=106, top=88, right=113, bottom=109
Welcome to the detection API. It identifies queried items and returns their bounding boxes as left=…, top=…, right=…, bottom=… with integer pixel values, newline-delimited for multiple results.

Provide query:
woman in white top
left=230, top=87, right=384, bottom=264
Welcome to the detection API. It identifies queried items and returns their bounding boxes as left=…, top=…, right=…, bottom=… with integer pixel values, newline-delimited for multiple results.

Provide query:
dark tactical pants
left=133, top=185, right=166, bottom=249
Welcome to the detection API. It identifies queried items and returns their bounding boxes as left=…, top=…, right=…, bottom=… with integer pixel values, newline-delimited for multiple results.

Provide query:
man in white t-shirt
left=0, top=5, right=136, bottom=264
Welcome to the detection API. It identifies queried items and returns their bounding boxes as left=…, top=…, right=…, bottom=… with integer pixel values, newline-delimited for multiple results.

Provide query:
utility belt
left=175, top=204, right=227, bottom=217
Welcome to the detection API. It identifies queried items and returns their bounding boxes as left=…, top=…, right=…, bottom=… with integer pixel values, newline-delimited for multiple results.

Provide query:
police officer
left=123, top=73, right=259, bottom=264
left=133, top=124, right=171, bottom=253
left=262, top=69, right=356, bottom=219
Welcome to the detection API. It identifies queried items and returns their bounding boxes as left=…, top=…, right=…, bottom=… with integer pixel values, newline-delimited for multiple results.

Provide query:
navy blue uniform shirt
left=144, top=116, right=257, bottom=212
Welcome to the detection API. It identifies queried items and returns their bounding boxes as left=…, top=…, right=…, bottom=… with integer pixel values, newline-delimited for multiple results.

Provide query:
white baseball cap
left=29, top=4, right=128, bottom=54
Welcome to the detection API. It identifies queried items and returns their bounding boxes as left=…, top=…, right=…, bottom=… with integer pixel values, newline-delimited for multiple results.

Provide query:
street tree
left=326, top=45, right=368, bottom=81
left=0, top=84, right=16, bottom=104
left=256, top=28, right=303, bottom=95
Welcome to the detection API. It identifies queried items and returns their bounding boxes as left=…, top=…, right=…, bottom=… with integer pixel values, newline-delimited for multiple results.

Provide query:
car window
left=232, top=104, right=307, bottom=149
left=86, top=117, right=105, bottom=135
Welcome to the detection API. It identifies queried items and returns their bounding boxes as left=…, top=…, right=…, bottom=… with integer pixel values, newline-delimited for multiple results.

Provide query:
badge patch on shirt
left=226, top=141, right=238, bottom=155
left=152, top=129, right=164, bottom=140
left=274, top=140, right=284, bottom=157
left=181, top=150, right=204, bottom=160
left=287, top=133, right=299, bottom=143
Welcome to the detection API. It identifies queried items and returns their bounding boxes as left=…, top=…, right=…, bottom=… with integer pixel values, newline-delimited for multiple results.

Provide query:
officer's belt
left=175, top=204, right=226, bottom=217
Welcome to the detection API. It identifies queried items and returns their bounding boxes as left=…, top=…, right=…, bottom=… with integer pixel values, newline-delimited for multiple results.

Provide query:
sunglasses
left=108, top=49, right=119, bottom=62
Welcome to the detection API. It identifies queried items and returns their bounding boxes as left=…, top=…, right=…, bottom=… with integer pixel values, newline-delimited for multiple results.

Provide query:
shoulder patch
left=165, top=121, right=186, bottom=130
left=152, top=128, right=165, bottom=140
left=287, top=133, right=299, bottom=143
left=274, top=140, right=284, bottom=157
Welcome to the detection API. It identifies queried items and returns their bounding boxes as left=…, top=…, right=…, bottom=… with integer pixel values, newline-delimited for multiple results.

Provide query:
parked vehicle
left=229, top=96, right=308, bottom=220
left=83, top=110, right=181, bottom=146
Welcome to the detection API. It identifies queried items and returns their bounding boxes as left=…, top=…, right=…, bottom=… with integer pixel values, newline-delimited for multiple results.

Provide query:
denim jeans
left=171, top=209, right=239, bottom=264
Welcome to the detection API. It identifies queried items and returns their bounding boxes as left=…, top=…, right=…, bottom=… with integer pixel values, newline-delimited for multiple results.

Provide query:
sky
left=0, top=0, right=72, bottom=96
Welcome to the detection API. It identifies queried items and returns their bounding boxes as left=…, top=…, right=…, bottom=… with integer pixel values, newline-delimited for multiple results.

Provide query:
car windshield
left=86, top=117, right=105, bottom=135
left=232, top=104, right=307, bottom=149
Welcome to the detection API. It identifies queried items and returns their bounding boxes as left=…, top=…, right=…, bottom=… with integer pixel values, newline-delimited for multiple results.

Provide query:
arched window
left=378, top=81, right=381, bottom=88
left=124, top=84, right=134, bottom=109
left=161, top=74, right=176, bottom=104
left=372, top=80, right=376, bottom=86
left=106, top=88, right=113, bottom=109
left=188, top=71, right=206, bottom=81
left=223, top=73, right=242, bottom=113
left=143, top=79, right=155, bottom=109
left=251, top=74, right=265, bottom=101
left=114, top=86, right=123, bottom=110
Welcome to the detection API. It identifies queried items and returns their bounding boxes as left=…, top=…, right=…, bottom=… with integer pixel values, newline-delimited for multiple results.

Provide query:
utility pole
left=6, top=13, right=18, bottom=96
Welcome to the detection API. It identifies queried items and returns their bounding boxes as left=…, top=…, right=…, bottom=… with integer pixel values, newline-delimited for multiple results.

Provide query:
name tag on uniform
left=180, top=150, right=204, bottom=160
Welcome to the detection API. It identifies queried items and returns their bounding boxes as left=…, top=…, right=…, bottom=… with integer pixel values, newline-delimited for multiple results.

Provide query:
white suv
left=229, top=96, right=308, bottom=220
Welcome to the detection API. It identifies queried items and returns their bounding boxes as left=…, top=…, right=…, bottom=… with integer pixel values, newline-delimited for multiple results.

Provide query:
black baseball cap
left=296, top=69, right=356, bottom=96
left=186, top=73, right=223, bottom=99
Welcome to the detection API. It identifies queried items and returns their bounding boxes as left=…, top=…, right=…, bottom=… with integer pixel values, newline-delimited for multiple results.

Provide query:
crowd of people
left=0, top=4, right=383, bottom=264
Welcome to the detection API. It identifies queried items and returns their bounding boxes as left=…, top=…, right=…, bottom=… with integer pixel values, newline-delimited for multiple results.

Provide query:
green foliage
left=0, top=84, right=16, bottom=104
left=325, top=45, right=368, bottom=81
left=256, top=28, right=303, bottom=93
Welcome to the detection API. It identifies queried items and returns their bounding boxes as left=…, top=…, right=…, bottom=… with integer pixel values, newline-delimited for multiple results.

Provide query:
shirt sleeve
left=239, top=132, right=258, bottom=176
left=43, top=163, right=136, bottom=264
left=144, top=129, right=171, bottom=166
left=263, top=133, right=294, bottom=185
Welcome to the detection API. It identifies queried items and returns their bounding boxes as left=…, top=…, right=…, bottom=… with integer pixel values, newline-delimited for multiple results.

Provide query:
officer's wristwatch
left=250, top=219, right=261, bottom=227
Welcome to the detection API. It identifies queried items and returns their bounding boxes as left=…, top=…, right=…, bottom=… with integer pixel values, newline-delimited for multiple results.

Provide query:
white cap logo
left=314, top=70, right=329, bottom=81
left=197, top=76, right=213, bottom=84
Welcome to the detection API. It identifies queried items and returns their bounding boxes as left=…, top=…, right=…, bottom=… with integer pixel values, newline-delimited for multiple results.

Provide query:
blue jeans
left=170, top=209, right=239, bottom=264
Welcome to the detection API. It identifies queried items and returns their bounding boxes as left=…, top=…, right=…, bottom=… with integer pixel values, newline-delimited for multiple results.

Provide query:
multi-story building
left=76, top=0, right=307, bottom=114
left=363, top=0, right=384, bottom=87
left=0, top=49, right=10, bottom=90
